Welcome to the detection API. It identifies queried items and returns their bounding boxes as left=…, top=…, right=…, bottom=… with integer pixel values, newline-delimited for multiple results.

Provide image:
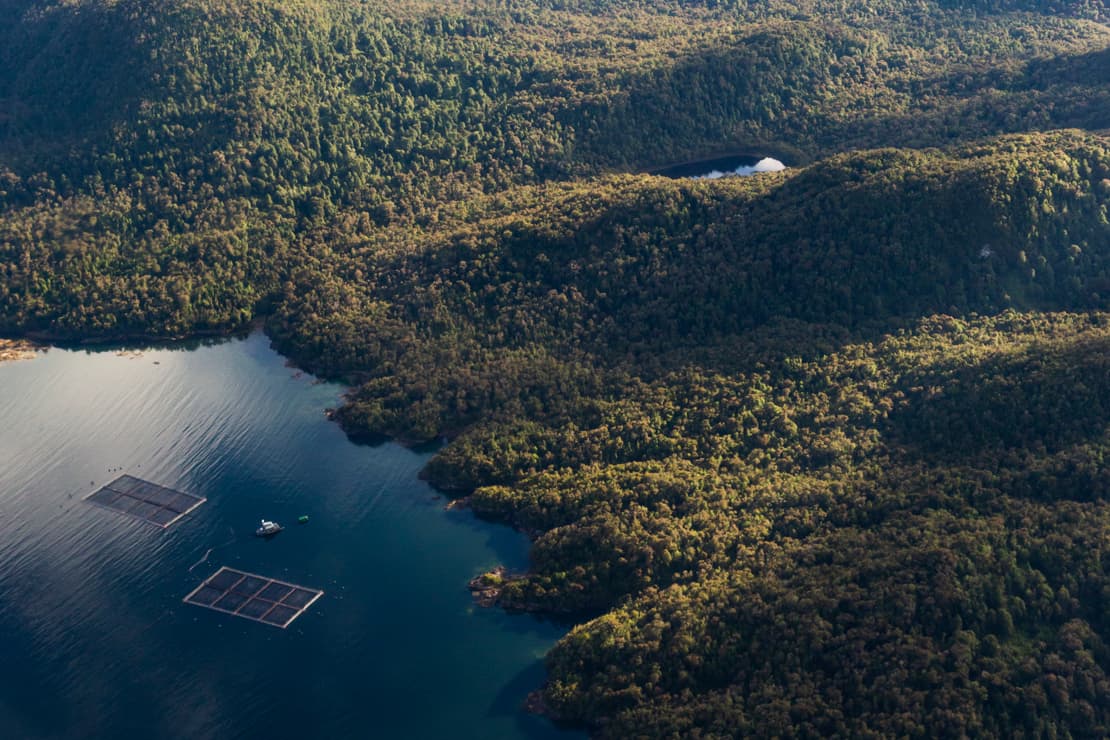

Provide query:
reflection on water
left=0, top=333, right=581, bottom=740
left=656, top=154, right=786, bottom=179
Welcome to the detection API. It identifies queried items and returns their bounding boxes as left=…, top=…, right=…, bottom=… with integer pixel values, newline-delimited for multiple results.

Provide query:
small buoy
left=298, top=515, right=310, bottom=524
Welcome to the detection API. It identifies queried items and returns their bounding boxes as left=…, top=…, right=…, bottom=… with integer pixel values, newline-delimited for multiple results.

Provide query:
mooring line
left=188, top=548, right=214, bottom=573
left=187, top=528, right=237, bottom=573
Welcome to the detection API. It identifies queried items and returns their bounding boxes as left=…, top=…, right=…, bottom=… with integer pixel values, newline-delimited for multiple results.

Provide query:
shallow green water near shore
left=0, top=332, right=579, bottom=740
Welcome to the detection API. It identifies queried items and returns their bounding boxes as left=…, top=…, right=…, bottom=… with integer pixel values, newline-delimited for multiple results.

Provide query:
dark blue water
left=0, top=333, right=580, bottom=740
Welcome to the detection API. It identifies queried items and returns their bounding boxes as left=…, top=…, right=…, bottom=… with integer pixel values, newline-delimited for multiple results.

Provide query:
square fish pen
left=183, top=567, right=324, bottom=628
left=84, top=474, right=206, bottom=528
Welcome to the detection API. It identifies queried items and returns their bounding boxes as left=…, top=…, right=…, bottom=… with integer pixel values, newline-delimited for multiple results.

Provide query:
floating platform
left=84, top=474, right=206, bottom=529
left=183, top=566, right=324, bottom=628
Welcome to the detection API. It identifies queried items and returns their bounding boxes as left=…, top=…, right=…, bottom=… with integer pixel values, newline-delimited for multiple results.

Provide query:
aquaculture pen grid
left=183, top=566, right=324, bottom=628
left=84, top=474, right=205, bottom=528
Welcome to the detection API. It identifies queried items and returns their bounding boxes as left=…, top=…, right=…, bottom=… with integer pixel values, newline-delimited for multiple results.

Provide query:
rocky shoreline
left=468, top=565, right=509, bottom=608
left=0, top=338, right=44, bottom=363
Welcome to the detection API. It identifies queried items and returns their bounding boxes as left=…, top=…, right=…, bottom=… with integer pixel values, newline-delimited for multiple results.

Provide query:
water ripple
left=0, top=334, right=577, bottom=740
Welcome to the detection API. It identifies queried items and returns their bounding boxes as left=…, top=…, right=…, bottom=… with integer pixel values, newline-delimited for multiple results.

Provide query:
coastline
left=0, top=338, right=45, bottom=363
left=20, top=323, right=254, bottom=348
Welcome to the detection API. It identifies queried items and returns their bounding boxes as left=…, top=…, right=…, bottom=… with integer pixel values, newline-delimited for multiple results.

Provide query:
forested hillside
left=2, top=0, right=1109, bottom=340
left=3, top=0, right=1110, bottom=736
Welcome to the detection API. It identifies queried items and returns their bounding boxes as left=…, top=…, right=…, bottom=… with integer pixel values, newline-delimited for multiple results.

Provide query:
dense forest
left=3, top=0, right=1110, bottom=736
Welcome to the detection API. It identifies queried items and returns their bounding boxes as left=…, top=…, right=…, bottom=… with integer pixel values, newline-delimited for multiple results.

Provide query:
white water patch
left=695, top=157, right=786, bottom=179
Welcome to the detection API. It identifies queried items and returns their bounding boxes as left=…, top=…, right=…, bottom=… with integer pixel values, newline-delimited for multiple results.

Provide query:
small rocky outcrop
left=468, top=565, right=509, bottom=607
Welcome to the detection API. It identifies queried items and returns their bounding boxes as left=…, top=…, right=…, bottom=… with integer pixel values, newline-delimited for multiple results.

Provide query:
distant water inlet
left=655, top=154, right=787, bottom=179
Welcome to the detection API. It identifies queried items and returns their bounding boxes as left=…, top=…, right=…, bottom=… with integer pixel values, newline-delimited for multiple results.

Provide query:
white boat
left=255, top=519, right=283, bottom=537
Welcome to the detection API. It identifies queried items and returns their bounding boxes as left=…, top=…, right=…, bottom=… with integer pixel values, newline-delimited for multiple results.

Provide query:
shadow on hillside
left=1025, top=45, right=1110, bottom=87
left=890, top=332, right=1110, bottom=462
left=844, top=44, right=1110, bottom=148
left=0, top=1, right=151, bottom=154
left=564, top=18, right=1110, bottom=171
left=562, top=22, right=851, bottom=169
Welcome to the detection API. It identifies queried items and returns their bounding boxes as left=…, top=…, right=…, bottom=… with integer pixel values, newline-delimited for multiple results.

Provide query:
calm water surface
left=0, top=333, right=580, bottom=740
left=656, top=154, right=785, bottom=179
